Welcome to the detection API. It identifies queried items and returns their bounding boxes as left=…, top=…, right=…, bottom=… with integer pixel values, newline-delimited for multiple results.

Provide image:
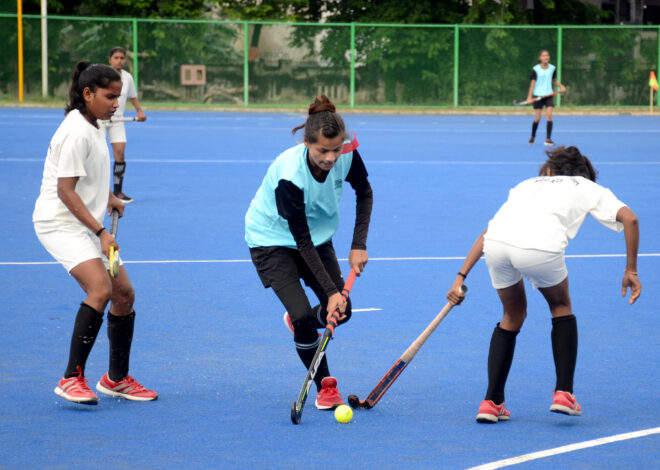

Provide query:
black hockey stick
left=290, top=269, right=357, bottom=424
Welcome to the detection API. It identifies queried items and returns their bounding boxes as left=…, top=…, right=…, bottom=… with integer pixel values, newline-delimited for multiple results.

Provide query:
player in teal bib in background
left=527, top=50, right=566, bottom=146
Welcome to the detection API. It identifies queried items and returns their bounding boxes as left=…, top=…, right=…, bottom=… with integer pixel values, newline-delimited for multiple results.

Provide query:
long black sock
left=531, top=120, right=540, bottom=137
left=107, top=311, right=136, bottom=382
left=485, top=324, right=519, bottom=405
left=64, top=303, right=104, bottom=378
left=546, top=121, right=553, bottom=139
left=294, top=320, right=330, bottom=392
left=113, top=162, right=126, bottom=195
left=551, top=315, right=577, bottom=393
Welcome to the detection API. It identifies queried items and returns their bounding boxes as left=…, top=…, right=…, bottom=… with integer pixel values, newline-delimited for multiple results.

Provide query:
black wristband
left=95, top=227, right=106, bottom=237
left=457, top=271, right=467, bottom=279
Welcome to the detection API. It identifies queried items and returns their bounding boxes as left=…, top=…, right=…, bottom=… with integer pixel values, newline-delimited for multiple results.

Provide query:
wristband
left=457, top=271, right=467, bottom=279
left=95, top=227, right=106, bottom=237
left=625, top=270, right=638, bottom=275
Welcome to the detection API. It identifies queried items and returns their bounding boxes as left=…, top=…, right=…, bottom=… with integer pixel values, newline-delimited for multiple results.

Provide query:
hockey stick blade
left=348, top=285, right=467, bottom=410
left=290, top=269, right=357, bottom=424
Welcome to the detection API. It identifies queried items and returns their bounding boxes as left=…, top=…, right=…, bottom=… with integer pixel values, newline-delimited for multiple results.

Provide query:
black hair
left=539, top=145, right=597, bottom=182
left=538, top=49, right=550, bottom=62
left=109, top=46, right=126, bottom=58
left=65, top=61, right=121, bottom=116
left=291, top=95, right=349, bottom=143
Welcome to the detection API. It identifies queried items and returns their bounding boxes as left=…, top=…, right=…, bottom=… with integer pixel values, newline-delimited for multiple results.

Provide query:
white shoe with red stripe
left=96, top=373, right=158, bottom=401
left=54, top=366, right=98, bottom=405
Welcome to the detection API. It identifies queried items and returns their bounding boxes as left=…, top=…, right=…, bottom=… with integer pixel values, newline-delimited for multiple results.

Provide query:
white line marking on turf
left=1, top=253, right=659, bottom=266
left=466, top=426, right=660, bottom=470
left=353, top=308, right=382, bottom=312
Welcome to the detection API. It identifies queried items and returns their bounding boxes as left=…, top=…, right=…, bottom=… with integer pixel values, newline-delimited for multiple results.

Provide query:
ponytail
left=292, top=95, right=348, bottom=143
left=65, top=61, right=121, bottom=116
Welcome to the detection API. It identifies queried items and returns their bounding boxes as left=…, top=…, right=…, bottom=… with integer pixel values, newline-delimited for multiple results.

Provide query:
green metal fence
left=1, top=13, right=659, bottom=108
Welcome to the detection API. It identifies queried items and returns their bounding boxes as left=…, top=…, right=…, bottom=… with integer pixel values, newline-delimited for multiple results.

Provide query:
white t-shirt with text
left=484, top=175, right=626, bottom=253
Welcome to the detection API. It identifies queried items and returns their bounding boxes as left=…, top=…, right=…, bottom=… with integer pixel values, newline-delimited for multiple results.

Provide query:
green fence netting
left=1, top=13, right=658, bottom=108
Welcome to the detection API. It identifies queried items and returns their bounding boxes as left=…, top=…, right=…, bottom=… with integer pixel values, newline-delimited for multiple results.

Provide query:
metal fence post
left=244, top=21, right=249, bottom=107
left=453, top=24, right=459, bottom=108
left=557, top=25, right=563, bottom=108
left=350, top=22, right=356, bottom=108
left=132, top=18, right=139, bottom=88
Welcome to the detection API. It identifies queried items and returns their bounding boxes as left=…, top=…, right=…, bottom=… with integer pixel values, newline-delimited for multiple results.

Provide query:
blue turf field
left=0, top=108, right=658, bottom=469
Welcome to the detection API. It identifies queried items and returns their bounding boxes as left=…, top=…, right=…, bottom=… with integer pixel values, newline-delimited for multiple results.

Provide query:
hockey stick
left=347, top=285, right=467, bottom=410
left=108, top=209, right=120, bottom=278
left=290, top=269, right=357, bottom=425
left=512, top=91, right=562, bottom=106
left=108, top=116, right=138, bottom=122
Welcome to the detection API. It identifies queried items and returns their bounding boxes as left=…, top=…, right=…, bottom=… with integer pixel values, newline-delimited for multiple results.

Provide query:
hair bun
left=308, top=95, right=336, bottom=115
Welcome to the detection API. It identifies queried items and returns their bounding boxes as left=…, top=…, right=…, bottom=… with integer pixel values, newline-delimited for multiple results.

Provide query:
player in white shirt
left=446, top=145, right=640, bottom=423
left=106, top=46, right=147, bottom=203
left=33, top=60, right=157, bottom=405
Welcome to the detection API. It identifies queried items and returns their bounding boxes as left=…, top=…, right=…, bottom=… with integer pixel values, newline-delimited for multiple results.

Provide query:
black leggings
left=251, top=242, right=352, bottom=345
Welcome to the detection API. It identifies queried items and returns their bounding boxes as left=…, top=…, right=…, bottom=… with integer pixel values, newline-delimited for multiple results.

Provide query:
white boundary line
left=466, top=426, right=660, bottom=470
left=1, top=253, right=659, bottom=266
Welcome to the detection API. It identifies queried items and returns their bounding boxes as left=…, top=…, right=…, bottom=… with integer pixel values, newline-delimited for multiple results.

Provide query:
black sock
left=64, top=303, right=104, bottom=378
left=107, top=311, right=135, bottom=382
left=551, top=315, right=577, bottom=393
left=113, top=162, right=126, bottom=195
left=485, top=324, right=518, bottom=405
left=293, top=317, right=330, bottom=390
left=531, top=120, right=539, bottom=137
left=546, top=121, right=553, bottom=139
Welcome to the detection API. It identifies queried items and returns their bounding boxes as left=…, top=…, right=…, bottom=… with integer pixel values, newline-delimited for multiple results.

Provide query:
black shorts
left=533, top=96, right=554, bottom=109
left=249, top=241, right=344, bottom=294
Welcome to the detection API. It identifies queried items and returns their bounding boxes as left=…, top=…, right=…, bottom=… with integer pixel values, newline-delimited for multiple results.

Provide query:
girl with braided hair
left=245, top=95, right=373, bottom=409
left=446, top=145, right=640, bottom=423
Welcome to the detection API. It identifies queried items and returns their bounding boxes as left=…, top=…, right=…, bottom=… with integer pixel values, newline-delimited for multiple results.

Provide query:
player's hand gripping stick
left=108, top=209, right=120, bottom=278
left=348, top=285, right=467, bottom=410
left=290, top=269, right=357, bottom=425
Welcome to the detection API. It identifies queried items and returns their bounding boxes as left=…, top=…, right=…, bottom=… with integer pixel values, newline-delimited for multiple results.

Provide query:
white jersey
left=484, top=176, right=626, bottom=253
left=116, top=69, right=137, bottom=116
left=33, top=109, right=110, bottom=226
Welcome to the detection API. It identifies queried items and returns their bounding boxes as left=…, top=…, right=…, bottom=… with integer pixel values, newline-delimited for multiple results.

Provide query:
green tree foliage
left=20, top=0, right=207, bottom=18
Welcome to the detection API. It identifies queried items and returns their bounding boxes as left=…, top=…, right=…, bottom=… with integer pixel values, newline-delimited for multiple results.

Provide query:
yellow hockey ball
left=334, top=404, right=353, bottom=423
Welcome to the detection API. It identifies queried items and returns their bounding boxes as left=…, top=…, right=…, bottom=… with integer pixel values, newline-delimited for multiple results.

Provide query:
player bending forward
left=245, top=95, right=373, bottom=410
left=446, top=145, right=640, bottom=423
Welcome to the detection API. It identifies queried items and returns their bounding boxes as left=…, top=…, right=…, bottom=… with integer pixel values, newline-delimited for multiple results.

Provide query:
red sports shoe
left=54, top=366, right=98, bottom=405
left=283, top=312, right=321, bottom=337
left=550, top=390, right=581, bottom=416
left=315, top=377, right=344, bottom=410
left=283, top=312, right=295, bottom=335
left=476, top=399, right=511, bottom=423
left=96, top=374, right=158, bottom=401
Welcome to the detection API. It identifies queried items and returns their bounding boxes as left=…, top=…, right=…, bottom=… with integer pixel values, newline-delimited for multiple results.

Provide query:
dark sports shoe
left=315, top=377, right=344, bottom=410
left=54, top=366, right=98, bottom=405
left=96, top=373, right=158, bottom=401
left=550, top=390, right=581, bottom=416
left=476, top=399, right=510, bottom=423
left=115, top=192, right=134, bottom=203
left=528, top=136, right=535, bottom=144
left=544, top=138, right=556, bottom=146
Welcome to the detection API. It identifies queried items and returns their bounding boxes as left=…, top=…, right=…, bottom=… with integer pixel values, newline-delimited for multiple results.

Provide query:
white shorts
left=483, top=239, right=567, bottom=290
left=34, top=221, right=122, bottom=273
left=104, top=121, right=126, bottom=144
